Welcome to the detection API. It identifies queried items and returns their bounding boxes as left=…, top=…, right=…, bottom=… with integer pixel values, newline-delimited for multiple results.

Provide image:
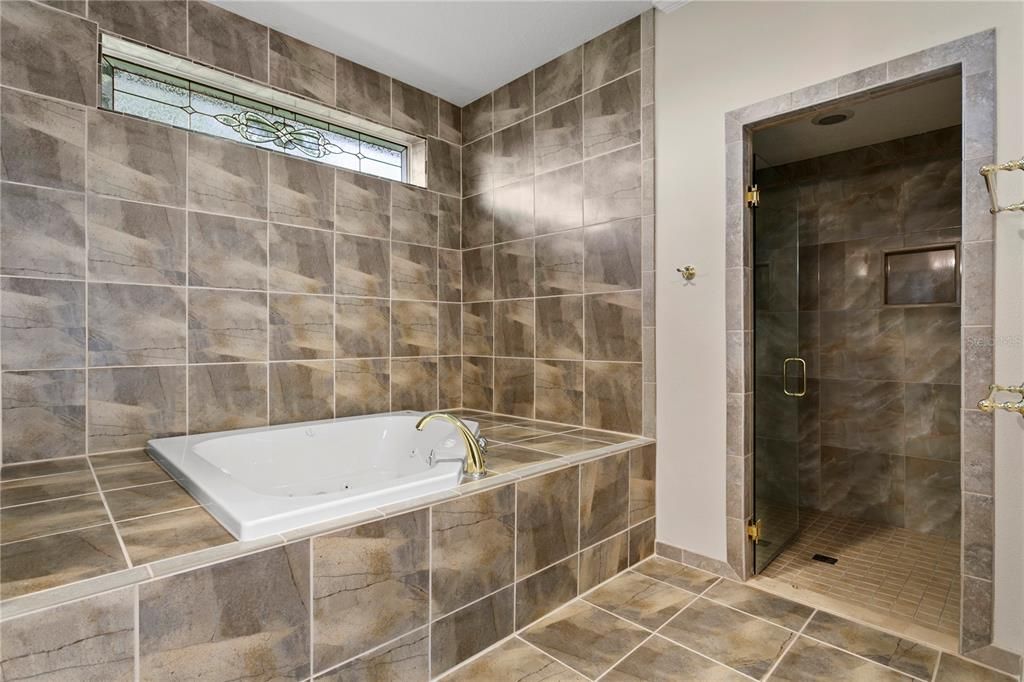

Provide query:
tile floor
left=759, top=509, right=960, bottom=635
left=439, top=556, right=1013, bottom=681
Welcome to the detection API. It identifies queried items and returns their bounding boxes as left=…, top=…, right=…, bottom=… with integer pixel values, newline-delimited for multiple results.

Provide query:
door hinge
left=747, top=518, right=763, bottom=544
left=746, top=184, right=760, bottom=208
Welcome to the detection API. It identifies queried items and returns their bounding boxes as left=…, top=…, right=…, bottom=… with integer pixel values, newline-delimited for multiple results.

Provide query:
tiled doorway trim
left=722, top=31, right=1003, bottom=664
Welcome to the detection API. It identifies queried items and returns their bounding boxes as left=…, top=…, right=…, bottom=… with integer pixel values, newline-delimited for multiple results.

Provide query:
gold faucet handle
left=978, top=383, right=1024, bottom=415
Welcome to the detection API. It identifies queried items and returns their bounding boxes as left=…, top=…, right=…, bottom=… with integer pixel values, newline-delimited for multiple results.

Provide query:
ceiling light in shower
left=811, top=110, right=854, bottom=126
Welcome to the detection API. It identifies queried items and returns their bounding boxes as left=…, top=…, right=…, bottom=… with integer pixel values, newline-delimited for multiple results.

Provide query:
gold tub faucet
left=415, top=412, right=488, bottom=479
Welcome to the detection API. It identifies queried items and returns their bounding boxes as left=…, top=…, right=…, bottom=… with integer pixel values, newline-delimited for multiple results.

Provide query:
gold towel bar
left=978, top=383, right=1024, bottom=416
left=979, top=158, right=1024, bottom=214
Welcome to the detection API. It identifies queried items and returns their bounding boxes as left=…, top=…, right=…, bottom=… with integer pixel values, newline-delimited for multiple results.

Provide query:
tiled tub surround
left=0, top=410, right=656, bottom=680
left=457, top=12, right=656, bottom=436
left=0, top=0, right=467, bottom=473
left=754, top=126, right=964, bottom=538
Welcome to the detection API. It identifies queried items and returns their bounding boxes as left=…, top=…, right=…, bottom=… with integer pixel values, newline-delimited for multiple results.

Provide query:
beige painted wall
left=655, top=1, right=1024, bottom=653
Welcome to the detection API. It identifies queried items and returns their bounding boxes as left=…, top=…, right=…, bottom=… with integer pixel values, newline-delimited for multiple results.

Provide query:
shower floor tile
left=759, top=509, right=960, bottom=636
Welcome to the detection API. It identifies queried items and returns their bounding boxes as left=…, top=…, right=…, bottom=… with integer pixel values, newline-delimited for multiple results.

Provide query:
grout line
left=133, top=584, right=141, bottom=681
left=85, top=458, right=134, bottom=568
left=593, top=632, right=654, bottom=680
left=760, top=607, right=815, bottom=679
left=517, top=635, right=595, bottom=680
left=0, top=518, right=113, bottom=547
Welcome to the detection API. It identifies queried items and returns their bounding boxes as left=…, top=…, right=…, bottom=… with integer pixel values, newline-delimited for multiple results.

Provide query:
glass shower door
left=751, top=166, right=804, bottom=574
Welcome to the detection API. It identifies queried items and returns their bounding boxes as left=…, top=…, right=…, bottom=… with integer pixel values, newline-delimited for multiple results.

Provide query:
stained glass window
left=100, top=57, right=406, bottom=181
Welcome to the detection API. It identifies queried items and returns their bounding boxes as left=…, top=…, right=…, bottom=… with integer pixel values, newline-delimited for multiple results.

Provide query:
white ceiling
left=754, top=75, right=962, bottom=166
left=213, top=1, right=653, bottom=106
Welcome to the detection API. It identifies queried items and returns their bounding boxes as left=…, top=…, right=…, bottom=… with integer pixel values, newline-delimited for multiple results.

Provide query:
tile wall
left=754, top=127, right=963, bottom=538
left=457, top=13, right=656, bottom=435
left=0, top=0, right=465, bottom=464
left=0, top=443, right=657, bottom=680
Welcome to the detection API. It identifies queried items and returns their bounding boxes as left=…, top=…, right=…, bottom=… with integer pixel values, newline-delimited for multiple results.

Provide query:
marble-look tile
left=94, top=462, right=170, bottom=489
left=586, top=571, right=695, bottom=630
left=393, top=80, right=437, bottom=136
left=89, top=0, right=185, bottom=54
left=1, top=277, right=84, bottom=370
left=629, top=518, right=655, bottom=564
left=484, top=443, right=558, bottom=473
left=535, top=98, right=583, bottom=174
left=584, top=145, right=640, bottom=226
left=431, top=586, right=514, bottom=676
left=2, top=369, right=85, bottom=462
left=188, top=363, right=267, bottom=433
left=585, top=292, right=642, bottom=362
left=336, top=234, right=389, bottom=297
left=461, top=94, right=492, bottom=143
left=535, top=46, right=583, bottom=113
left=605, top=635, right=746, bottom=682
left=187, top=0, right=267, bottom=81
left=335, top=170, right=389, bottom=238
left=1, top=183, right=84, bottom=280
left=934, top=653, right=1015, bottom=682
left=964, top=492, right=994, bottom=579
left=440, top=636, right=583, bottom=682
left=462, top=301, right=494, bottom=356
left=535, top=359, right=584, bottom=425
left=964, top=409, right=994, bottom=495
left=462, top=136, right=493, bottom=197
left=578, top=532, right=628, bottom=592
left=88, top=196, right=186, bottom=285
left=536, top=164, right=584, bottom=235
left=772, top=637, right=910, bottom=681
left=335, top=358, right=389, bottom=416
left=493, top=178, right=534, bottom=243
left=88, top=110, right=186, bottom=206
left=0, top=587, right=134, bottom=681
left=87, top=365, right=186, bottom=451
left=118, top=505, right=233, bottom=564
left=392, top=183, right=438, bottom=245
left=139, top=544, right=310, bottom=680
left=495, top=300, right=534, bottom=358
left=439, top=355, right=462, bottom=407
left=187, top=133, right=267, bottom=219
left=431, top=485, right=515, bottom=616
left=462, top=191, right=493, bottom=249
left=583, top=217, right=641, bottom=292
left=462, top=246, right=494, bottom=302
left=516, top=556, right=579, bottom=629
left=268, top=224, right=333, bottom=294
left=536, top=296, right=584, bottom=359
left=0, top=0, right=96, bottom=105
left=804, top=611, right=938, bottom=679
left=439, top=99, right=461, bottom=145
left=584, top=73, right=640, bottom=158
left=462, top=355, right=494, bottom=411
left=818, top=379, right=905, bottom=455
left=312, top=510, right=428, bottom=671
left=632, top=556, right=718, bottom=594
left=1, top=453, right=87, bottom=480
left=0, top=468, right=95, bottom=508
left=269, top=30, right=333, bottom=103
left=629, top=444, right=655, bottom=524
left=536, top=230, right=584, bottom=296
left=518, top=432, right=602, bottom=456
left=391, top=301, right=438, bottom=357
left=439, top=249, right=462, bottom=303
left=705, top=579, right=813, bottom=630
left=962, top=576, right=994, bottom=651
left=579, top=452, right=628, bottom=548
left=0, top=88, right=85, bottom=191
left=905, top=308, right=961, bottom=384
left=583, top=16, right=640, bottom=91
left=517, top=466, right=579, bottom=576
left=269, top=155, right=333, bottom=230
left=0, top=493, right=107, bottom=544
left=495, top=239, right=535, bottom=299
left=585, top=361, right=642, bottom=434
left=336, top=57, right=390, bottom=125
left=88, top=283, right=186, bottom=367
left=493, top=119, right=534, bottom=188
left=335, top=297, right=389, bottom=358
left=188, top=212, right=268, bottom=290
left=188, top=289, right=267, bottom=362
left=0, top=525, right=127, bottom=599
left=316, top=627, right=428, bottom=681
left=819, top=446, right=906, bottom=526
left=522, top=600, right=648, bottom=679
left=493, top=73, right=533, bottom=130
left=104, top=480, right=197, bottom=522
left=391, top=242, right=438, bottom=301
left=905, top=457, right=960, bottom=538
left=391, top=357, right=438, bottom=412
left=439, top=194, right=461, bottom=250
left=661, top=598, right=793, bottom=678
left=270, top=294, right=333, bottom=360
left=428, top=137, right=461, bottom=197
left=88, top=449, right=152, bottom=469
left=269, top=360, right=333, bottom=424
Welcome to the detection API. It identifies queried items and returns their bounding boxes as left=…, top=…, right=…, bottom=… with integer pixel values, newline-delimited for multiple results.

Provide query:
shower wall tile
left=187, top=134, right=268, bottom=219
left=336, top=57, right=391, bottom=125
left=391, top=301, right=438, bottom=357
left=269, top=294, right=333, bottom=361
left=269, top=155, right=333, bottom=230
left=188, top=363, right=267, bottom=433
left=905, top=457, right=960, bottom=538
left=392, top=184, right=439, bottom=245
left=392, top=80, right=437, bottom=137
left=535, top=359, right=583, bottom=424
left=0, top=88, right=86, bottom=191
left=0, top=0, right=97, bottom=106
left=269, top=360, right=334, bottom=424
left=88, top=1, right=185, bottom=53
left=335, top=297, right=389, bottom=358
left=268, top=224, right=334, bottom=295
left=461, top=94, right=492, bottom=144
left=187, top=0, right=268, bottom=82
left=494, top=179, right=534, bottom=243
left=494, top=239, right=535, bottom=299
left=583, top=15, right=640, bottom=91
left=463, top=301, right=494, bottom=356
left=391, top=357, right=438, bottom=411
left=536, top=164, right=584, bottom=235
left=584, top=145, right=641, bottom=226
left=462, top=192, right=494, bottom=248
left=439, top=100, right=462, bottom=145
left=88, top=283, right=187, bottom=366
left=584, top=73, right=641, bottom=158
left=187, top=212, right=267, bottom=291
left=536, top=230, right=584, bottom=296
left=535, top=46, right=583, bottom=113
left=88, top=110, right=187, bottom=207
left=516, top=467, right=580, bottom=576
left=391, top=242, right=438, bottom=301
left=269, top=30, right=334, bottom=104
left=87, top=366, right=186, bottom=451
left=493, top=73, right=533, bottom=131
left=335, top=170, right=390, bottom=238
left=494, top=358, right=534, bottom=417
left=462, top=246, right=494, bottom=302
left=462, top=355, right=494, bottom=411
left=88, top=198, right=186, bottom=286
left=580, top=451, right=629, bottom=548
left=335, top=358, right=389, bottom=416
left=495, top=300, right=535, bottom=358
left=1, top=183, right=85, bottom=280
left=1, top=277, right=85, bottom=370
left=439, top=194, right=462, bottom=249
left=584, top=218, right=641, bottom=292
left=584, top=292, right=642, bottom=362
left=536, top=296, right=584, bottom=360
left=1, top=369, right=85, bottom=462
left=585, top=361, right=642, bottom=433
left=535, top=99, right=583, bottom=173
left=439, top=302, right=461, bottom=356
left=188, top=289, right=267, bottom=363
left=335, top=234, right=389, bottom=297
left=493, top=120, right=534, bottom=188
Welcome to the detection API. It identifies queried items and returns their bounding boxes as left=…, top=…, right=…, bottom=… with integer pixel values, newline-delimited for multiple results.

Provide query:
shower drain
left=812, top=553, right=838, bottom=565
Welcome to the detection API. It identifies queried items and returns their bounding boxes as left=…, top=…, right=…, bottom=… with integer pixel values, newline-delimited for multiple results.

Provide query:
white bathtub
left=147, top=412, right=472, bottom=540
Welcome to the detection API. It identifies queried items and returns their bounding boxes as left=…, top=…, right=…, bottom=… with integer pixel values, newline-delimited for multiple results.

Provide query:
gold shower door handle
left=783, top=357, right=806, bottom=397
